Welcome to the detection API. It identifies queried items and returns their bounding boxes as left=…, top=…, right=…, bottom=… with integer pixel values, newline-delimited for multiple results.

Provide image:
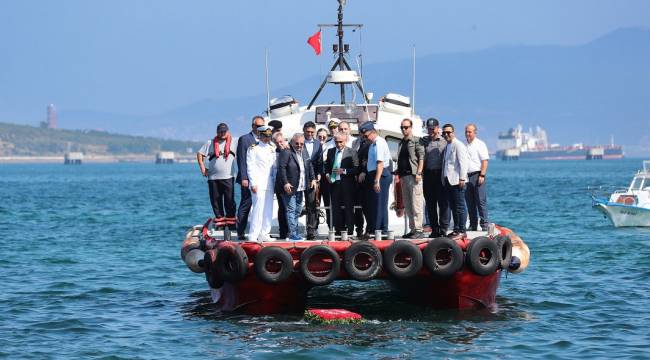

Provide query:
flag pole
left=265, top=49, right=271, bottom=119
left=411, top=44, right=416, bottom=117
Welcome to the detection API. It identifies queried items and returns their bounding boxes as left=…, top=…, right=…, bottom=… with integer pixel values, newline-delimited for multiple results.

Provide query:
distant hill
left=17, top=27, right=650, bottom=155
left=0, top=122, right=203, bottom=156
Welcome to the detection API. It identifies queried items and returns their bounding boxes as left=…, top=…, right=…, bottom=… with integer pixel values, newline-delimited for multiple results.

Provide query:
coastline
left=0, top=154, right=196, bottom=164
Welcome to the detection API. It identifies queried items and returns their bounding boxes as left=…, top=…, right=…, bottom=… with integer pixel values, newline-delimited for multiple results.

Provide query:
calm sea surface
left=1, top=159, right=649, bottom=359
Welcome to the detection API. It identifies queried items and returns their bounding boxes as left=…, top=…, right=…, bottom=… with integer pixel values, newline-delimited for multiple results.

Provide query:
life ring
left=343, top=242, right=383, bottom=281
left=466, top=236, right=499, bottom=276
left=254, top=246, right=294, bottom=284
left=203, top=249, right=224, bottom=288
left=383, top=240, right=423, bottom=279
left=215, top=244, right=249, bottom=283
left=299, top=245, right=341, bottom=286
left=423, top=237, right=464, bottom=278
left=496, top=235, right=513, bottom=269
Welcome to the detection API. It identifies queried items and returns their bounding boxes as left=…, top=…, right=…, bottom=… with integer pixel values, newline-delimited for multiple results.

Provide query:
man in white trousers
left=246, top=125, right=277, bottom=242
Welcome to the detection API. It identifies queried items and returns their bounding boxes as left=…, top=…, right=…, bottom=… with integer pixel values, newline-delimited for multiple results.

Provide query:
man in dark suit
left=302, top=121, right=322, bottom=239
left=236, top=115, right=265, bottom=240
left=276, top=133, right=318, bottom=241
left=272, top=132, right=290, bottom=239
left=324, top=133, right=360, bottom=237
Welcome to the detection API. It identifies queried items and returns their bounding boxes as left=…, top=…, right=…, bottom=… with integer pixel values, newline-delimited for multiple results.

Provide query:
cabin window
left=630, top=177, right=644, bottom=190
left=385, top=136, right=401, bottom=162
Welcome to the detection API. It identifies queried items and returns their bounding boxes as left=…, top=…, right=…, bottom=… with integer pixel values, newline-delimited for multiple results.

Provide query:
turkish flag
left=307, top=30, right=321, bottom=55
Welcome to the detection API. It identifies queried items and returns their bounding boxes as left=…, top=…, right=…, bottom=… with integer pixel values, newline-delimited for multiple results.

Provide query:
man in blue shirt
left=359, top=121, right=392, bottom=237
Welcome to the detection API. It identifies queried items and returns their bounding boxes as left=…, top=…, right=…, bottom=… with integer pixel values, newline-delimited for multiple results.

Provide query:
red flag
left=307, top=30, right=321, bottom=55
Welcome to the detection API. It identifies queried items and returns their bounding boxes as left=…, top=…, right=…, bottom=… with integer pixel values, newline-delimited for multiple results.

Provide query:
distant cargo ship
left=496, top=125, right=624, bottom=160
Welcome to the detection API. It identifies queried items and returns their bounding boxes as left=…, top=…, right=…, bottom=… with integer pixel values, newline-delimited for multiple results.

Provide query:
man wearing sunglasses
left=395, top=118, right=425, bottom=239
left=420, top=118, right=450, bottom=238
left=359, top=121, right=392, bottom=236
left=441, top=124, right=469, bottom=240
left=302, top=122, right=322, bottom=240
left=246, top=125, right=278, bottom=242
left=276, top=133, right=318, bottom=241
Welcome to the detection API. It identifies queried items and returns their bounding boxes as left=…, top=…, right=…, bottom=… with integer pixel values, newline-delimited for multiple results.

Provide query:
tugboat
left=180, top=0, right=530, bottom=315
left=592, top=160, right=650, bottom=227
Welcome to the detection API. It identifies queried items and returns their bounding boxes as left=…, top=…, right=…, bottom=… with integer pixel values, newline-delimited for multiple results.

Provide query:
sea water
left=1, top=159, right=649, bottom=359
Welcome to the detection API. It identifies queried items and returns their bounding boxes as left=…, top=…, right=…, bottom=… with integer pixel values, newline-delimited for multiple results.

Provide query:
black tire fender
left=383, top=240, right=423, bottom=279
left=496, top=235, right=513, bottom=270
left=343, top=242, right=383, bottom=281
left=203, top=249, right=224, bottom=288
left=466, top=236, right=499, bottom=276
left=299, top=245, right=341, bottom=286
left=423, top=237, right=464, bottom=278
left=215, top=244, right=249, bottom=283
left=254, top=246, right=294, bottom=284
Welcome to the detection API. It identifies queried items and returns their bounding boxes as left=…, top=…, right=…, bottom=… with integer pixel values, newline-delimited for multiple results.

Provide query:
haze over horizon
left=1, top=0, right=649, bottom=153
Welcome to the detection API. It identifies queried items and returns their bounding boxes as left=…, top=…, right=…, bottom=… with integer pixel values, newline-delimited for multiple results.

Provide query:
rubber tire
left=466, top=236, right=499, bottom=276
left=203, top=249, right=224, bottom=288
left=423, top=237, right=464, bottom=278
left=215, top=244, right=249, bottom=283
left=343, top=242, right=383, bottom=281
left=299, top=245, right=341, bottom=286
left=496, top=235, right=513, bottom=270
left=383, top=240, right=423, bottom=279
left=254, top=246, right=294, bottom=284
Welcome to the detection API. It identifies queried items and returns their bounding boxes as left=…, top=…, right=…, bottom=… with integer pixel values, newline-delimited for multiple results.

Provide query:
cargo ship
left=496, top=125, right=624, bottom=160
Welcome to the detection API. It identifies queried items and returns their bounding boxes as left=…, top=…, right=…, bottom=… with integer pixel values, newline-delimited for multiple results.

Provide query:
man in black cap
left=268, top=120, right=283, bottom=134
left=359, top=121, right=392, bottom=236
left=197, top=122, right=237, bottom=228
left=420, top=118, right=450, bottom=237
left=236, top=115, right=265, bottom=240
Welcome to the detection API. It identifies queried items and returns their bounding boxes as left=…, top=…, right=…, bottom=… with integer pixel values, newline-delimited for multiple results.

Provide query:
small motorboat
left=592, top=160, right=650, bottom=227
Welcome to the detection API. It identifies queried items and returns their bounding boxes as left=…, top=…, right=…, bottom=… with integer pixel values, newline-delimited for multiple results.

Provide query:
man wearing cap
left=464, top=123, right=490, bottom=231
left=420, top=118, right=450, bottom=237
left=396, top=118, right=425, bottom=239
left=441, top=123, right=469, bottom=240
left=277, top=133, right=318, bottom=241
left=197, top=123, right=237, bottom=228
left=359, top=121, right=392, bottom=236
left=303, top=121, right=322, bottom=240
left=268, top=120, right=283, bottom=134
left=237, top=115, right=266, bottom=240
left=246, top=125, right=277, bottom=242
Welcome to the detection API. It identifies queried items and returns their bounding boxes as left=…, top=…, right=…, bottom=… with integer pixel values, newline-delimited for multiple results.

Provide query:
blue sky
left=1, top=0, right=649, bottom=120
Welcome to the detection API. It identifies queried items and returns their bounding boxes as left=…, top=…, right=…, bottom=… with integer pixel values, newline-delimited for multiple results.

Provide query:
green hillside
left=0, top=122, right=203, bottom=156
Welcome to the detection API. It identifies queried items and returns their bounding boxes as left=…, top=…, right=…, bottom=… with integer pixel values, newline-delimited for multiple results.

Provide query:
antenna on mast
left=265, top=49, right=271, bottom=118
left=307, top=0, right=368, bottom=109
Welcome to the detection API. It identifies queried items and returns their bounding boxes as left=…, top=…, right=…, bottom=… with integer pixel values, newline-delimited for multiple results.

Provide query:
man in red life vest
left=197, top=122, right=237, bottom=228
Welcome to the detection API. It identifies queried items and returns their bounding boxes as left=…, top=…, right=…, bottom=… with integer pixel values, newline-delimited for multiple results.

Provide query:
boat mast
left=307, top=0, right=368, bottom=109
left=337, top=0, right=345, bottom=104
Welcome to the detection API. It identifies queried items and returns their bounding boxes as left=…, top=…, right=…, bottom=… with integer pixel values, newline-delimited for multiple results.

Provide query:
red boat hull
left=207, top=237, right=505, bottom=315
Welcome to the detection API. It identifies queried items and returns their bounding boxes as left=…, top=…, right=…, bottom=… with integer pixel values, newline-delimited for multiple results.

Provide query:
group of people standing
left=196, top=115, right=490, bottom=242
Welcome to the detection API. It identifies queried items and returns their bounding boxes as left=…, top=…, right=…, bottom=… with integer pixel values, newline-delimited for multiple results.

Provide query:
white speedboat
left=592, top=160, right=650, bottom=227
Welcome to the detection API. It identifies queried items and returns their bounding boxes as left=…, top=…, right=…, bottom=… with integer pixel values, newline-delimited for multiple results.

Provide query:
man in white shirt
left=442, top=123, right=469, bottom=240
left=246, top=125, right=277, bottom=242
left=464, top=123, right=490, bottom=231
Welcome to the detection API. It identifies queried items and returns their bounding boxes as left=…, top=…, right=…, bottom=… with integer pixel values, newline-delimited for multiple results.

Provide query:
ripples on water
left=1, top=160, right=649, bottom=359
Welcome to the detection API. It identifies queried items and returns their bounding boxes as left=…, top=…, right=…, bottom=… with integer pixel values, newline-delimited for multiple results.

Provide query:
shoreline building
left=40, top=104, right=57, bottom=129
